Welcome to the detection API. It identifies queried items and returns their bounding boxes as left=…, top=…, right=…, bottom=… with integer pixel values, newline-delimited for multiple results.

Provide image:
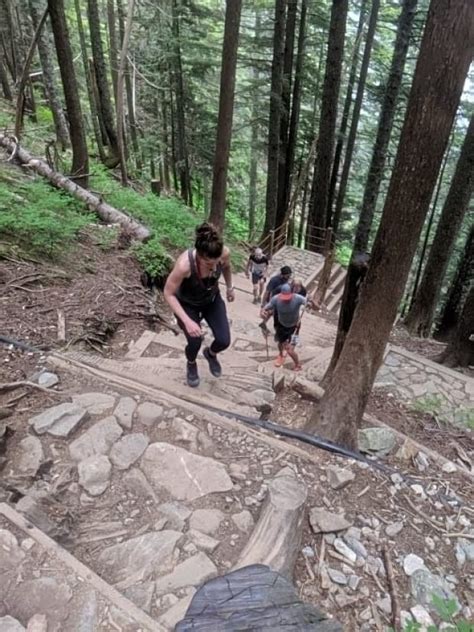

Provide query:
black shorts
left=252, top=272, right=265, bottom=285
left=275, top=323, right=297, bottom=344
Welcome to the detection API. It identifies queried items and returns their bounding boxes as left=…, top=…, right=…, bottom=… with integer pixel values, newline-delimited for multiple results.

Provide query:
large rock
left=98, top=531, right=181, bottom=584
left=72, top=392, right=116, bottom=415
left=232, top=510, right=254, bottom=533
left=140, top=443, right=233, bottom=501
left=309, top=508, right=352, bottom=534
left=8, top=577, right=72, bottom=623
left=10, top=436, right=44, bottom=476
left=109, top=433, right=149, bottom=470
left=69, top=417, right=123, bottom=461
left=358, top=427, right=397, bottom=456
left=157, top=502, right=192, bottom=530
left=78, top=455, right=112, bottom=496
left=189, top=509, right=225, bottom=535
left=410, top=569, right=460, bottom=614
left=29, top=403, right=88, bottom=437
left=113, top=396, right=137, bottom=429
left=155, top=552, right=217, bottom=595
left=0, top=616, right=26, bottom=631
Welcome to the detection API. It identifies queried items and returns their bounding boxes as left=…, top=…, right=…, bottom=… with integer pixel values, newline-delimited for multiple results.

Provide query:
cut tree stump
left=0, top=135, right=150, bottom=241
left=234, top=466, right=307, bottom=578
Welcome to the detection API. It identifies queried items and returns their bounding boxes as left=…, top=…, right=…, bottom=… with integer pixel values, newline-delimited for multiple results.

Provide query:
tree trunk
left=208, top=0, right=242, bottom=232
left=435, top=224, right=474, bottom=341
left=331, top=0, right=381, bottom=236
left=306, top=0, right=348, bottom=251
left=0, top=57, right=11, bottom=100
left=306, top=0, right=474, bottom=448
left=354, top=0, right=418, bottom=253
left=261, top=0, right=287, bottom=238
left=74, top=0, right=107, bottom=165
left=107, top=0, right=118, bottom=105
left=0, top=0, right=17, bottom=81
left=48, top=0, right=89, bottom=188
left=171, top=0, right=192, bottom=207
left=327, top=0, right=367, bottom=228
left=87, top=0, right=119, bottom=164
left=275, top=0, right=298, bottom=228
left=404, top=115, right=474, bottom=336
left=437, top=285, right=474, bottom=367
left=116, top=0, right=135, bottom=185
left=28, top=0, right=69, bottom=149
left=14, top=5, right=49, bottom=140
left=0, top=135, right=149, bottom=239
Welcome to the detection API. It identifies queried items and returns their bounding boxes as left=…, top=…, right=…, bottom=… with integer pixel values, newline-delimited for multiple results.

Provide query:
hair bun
left=196, top=222, right=219, bottom=240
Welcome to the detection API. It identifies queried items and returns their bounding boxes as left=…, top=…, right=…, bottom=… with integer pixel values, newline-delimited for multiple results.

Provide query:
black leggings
left=177, top=293, right=231, bottom=362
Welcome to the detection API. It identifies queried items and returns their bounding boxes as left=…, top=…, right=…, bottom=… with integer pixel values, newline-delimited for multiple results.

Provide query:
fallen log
left=292, top=376, right=325, bottom=401
left=234, top=467, right=307, bottom=578
left=0, top=135, right=150, bottom=242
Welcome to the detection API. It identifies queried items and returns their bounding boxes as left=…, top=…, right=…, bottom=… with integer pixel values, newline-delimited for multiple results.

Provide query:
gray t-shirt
left=265, top=294, right=306, bottom=327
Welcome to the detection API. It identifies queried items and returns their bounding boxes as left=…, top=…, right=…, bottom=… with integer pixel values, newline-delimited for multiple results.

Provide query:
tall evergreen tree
left=307, top=0, right=474, bottom=447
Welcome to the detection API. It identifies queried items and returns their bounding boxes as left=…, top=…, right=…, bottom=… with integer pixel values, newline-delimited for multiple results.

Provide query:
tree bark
left=404, top=115, right=474, bottom=336
left=28, top=0, right=69, bottom=149
left=306, top=0, right=474, bottom=448
left=0, top=0, right=17, bottom=81
left=171, top=0, right=192, bottom=207
left=354, top=0, right=418, bottom=252
left=117, top=0, right=135, bottom=185
left=331, top=0, right=381, bottom=236
left=107, top=0, right=119, bottom=105
left=327, top=0, right=367, bottom=228
left=275, top=0, right=298, bottom=228
left=437, top=285, right=474, bottom=367
left=306, top=0, right=348, bottom=251
left=87, top=0, right=119, bottom=163
left=261, top=0, right=287, bottom=238
left=435, top=224, right=474, bottom=341
left=0, top=135, right=149, bottom=240
left=73, top=0, right=107, bottom=165
left=208, top=0, right=242, bottom=232
left=47, top=0, right=89, bottom=188
left=0, top=57, right=11, bottom=100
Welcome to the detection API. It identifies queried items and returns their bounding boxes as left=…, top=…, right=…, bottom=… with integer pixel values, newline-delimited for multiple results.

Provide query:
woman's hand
left=226, top=287, right=235, bottom=303
left=185, top=319, right=202, bottom=338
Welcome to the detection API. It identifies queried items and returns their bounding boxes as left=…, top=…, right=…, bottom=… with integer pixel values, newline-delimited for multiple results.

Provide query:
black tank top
left=176, top=249, right=222, bottom=307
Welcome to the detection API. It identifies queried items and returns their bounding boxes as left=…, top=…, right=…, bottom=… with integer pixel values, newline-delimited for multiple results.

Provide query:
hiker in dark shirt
left=245, top=247, right=270, bottom=304
left=261, top=265, right=293, bottom=307
left=164, top=222, right=235, bottom=388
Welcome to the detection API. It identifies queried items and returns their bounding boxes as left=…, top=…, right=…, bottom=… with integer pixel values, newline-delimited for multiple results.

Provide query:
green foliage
left=389, top=597, right=473, bottom=632
left=335, top=242, right=352, bottom=267
left=133, top=237, right=173, bottom=281
left=411, top=394, right=444, bottom=415
left=0, top=180, right=89, bottom=258
left=89, top=225, right=119, bottom=251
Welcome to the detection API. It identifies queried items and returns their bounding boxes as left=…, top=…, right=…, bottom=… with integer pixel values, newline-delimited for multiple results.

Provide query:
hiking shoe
left=203, top=347, right=222, bottom=377
left=186, top=362, right=200, bottom=387
left=292, top=364, right=302, bottom=372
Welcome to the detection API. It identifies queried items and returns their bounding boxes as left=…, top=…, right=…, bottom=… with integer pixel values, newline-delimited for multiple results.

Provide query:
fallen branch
left=382, top=546, right=401, bottom=631
left=0, top=381, right=62, bottom=396
left=0, top=135, right=150, bottom=241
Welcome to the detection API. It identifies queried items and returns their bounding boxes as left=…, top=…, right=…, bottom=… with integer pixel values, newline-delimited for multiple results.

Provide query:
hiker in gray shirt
left=261, top=283, right=306, bottom=370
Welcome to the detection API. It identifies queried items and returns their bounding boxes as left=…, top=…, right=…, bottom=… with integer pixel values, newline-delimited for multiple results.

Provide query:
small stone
left=78, top=455, right=112, bottom=496
left=334, top=538, right=357, bottom=563
left=343, top=535, right=367, bottom=559
left=309, top=508, right=352, bottom=533
left=109, top=433, right=149, bottom=470
left=0, top=616, right=26, bottom=631
left=231, top=510, right=254, bottom=533
left=154, top=552, right=217, bottom=595
left=69, top=415, right=123, bottom=461
left=410, top=569, right=460, bottom=614
left=385, top=521, right=404, bottom=537
left=376, top=595, right=392, bottom=615
left=229, top=461, right=249, bottom=481
left=425, top=536, right=436, bottom=550
left=113, top=397, right=137, bottom=429
left=26, top=613, right=47, bottom=632
left=390, top=473, right=403, bottom=485
left=326, top=465, right=355, bottom=490
left=403, top=553, right=425, bottom=576
left=396, top=438, right=418, bottom=461
left=400, top=611, right=413, bottom=627
left=358, top=427, right=397, bottom=456
left=157, top=502, right=192, bottom=531
left=72, top=392, right=116, bottom=415
left=348, top=575, right=361, bottom=591
left=11, top=436, right=44, bottom=477
left=327, top=568, right=347, bottom=585
left=442, top=462, right=457, bottom=473
left=458, top=538, right=474, bottom=562
left=410, top=484, right=426, bottom=497
left=189, top=509, right=224, bottom=535
left=302, top=546, right=315, bottom=558
left=37, top=371, right=59, bottom=388
left=171, top=418, right=199, bottom=446
left=414, top=452, right=429, bottom=471
left=136, top=402, right=164, bottom=426
left=187, top=529, right=220, bottom=553
left=410, top=605, right=434, bottom=627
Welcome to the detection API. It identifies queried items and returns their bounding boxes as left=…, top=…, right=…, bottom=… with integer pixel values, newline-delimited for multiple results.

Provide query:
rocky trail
left=0, top=246, right=472, bottom=631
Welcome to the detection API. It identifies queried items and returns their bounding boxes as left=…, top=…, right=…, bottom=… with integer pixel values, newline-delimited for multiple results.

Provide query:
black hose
left=0, top=336, right=45, bottom=353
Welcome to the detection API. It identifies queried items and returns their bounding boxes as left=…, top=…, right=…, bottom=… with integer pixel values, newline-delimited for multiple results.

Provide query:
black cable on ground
left=0, top=335, right=45, bottom=353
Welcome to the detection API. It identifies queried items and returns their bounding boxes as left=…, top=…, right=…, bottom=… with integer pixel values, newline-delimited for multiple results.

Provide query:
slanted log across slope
left=0, top=135, right=150, bottom=241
